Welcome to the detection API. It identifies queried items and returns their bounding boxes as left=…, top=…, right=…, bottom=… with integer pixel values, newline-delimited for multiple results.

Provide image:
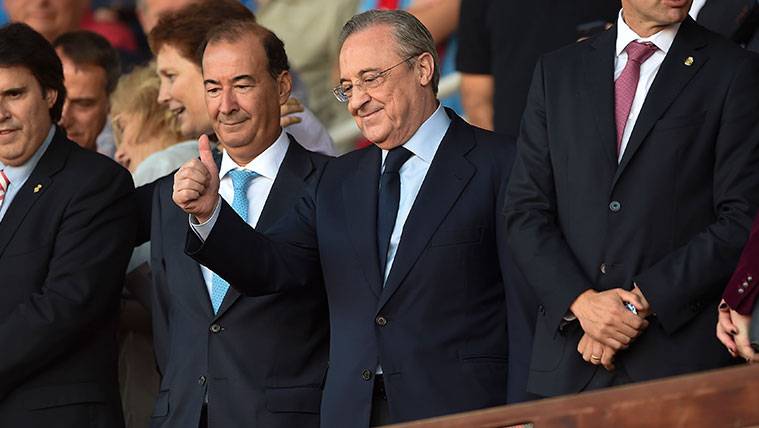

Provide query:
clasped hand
left=571, top=287, right=650, bottom=371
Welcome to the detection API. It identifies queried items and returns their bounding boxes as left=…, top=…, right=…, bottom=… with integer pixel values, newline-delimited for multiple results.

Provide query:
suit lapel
left=584, top=27, right=619, bottom=168
left=377, top=112, right=475, bottom=312
left=613, top=18, right=708, bottom=187
left=343, top=146, right=384, bottom=297
left=0, top=130, right=66, bottom=258
left=215, top=136, right=315, bottom=316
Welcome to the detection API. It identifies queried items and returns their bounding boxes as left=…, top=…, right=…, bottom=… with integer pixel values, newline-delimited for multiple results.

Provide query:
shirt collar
left=219, top=129, right=289, bottom=181
left=0, top=125, right=56, bottom=185
left=615, top=9, right=681, bottom=57
left=383, top=103, right=450, bottom=165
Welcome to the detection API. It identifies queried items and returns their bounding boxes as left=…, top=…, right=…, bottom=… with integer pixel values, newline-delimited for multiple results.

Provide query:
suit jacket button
left=210, top=324, right=222, bottom=333
left=376, top=316, right=387, bottom=326
left=361, top=369, right=373, bottom=381
left=198, top=375, right=207, bottom=386
left=600, top=263, right=607, bottom=274
left=609, top=201, right=621, bottom=212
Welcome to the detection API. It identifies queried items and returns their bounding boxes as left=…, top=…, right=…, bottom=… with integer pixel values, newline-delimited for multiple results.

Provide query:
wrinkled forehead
left=338, top=25, right=400, bottom=80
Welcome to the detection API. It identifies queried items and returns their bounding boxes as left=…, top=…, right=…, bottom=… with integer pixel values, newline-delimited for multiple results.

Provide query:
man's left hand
left=578, top=333, right=616, bottom=371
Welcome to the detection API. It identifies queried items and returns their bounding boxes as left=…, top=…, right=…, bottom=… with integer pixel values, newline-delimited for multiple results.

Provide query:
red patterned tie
left=0, top=169, right=9, bottom=209
left=615, top=41, right=658, bottom=154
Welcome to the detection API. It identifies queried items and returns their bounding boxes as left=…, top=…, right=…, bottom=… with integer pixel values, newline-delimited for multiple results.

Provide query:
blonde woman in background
left=111, top=63, right=195, bottom=187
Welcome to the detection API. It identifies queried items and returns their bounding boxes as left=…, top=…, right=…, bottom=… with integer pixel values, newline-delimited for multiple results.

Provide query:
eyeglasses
left=332, top=55, right=417, bottom=103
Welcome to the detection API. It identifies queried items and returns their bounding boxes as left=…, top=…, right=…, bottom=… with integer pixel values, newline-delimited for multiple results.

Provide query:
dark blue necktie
left=377, top=146, right=413, bottom=277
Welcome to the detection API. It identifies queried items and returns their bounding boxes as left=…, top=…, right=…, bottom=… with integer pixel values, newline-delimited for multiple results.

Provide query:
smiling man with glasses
left=174, top=9, right=535, bottom=426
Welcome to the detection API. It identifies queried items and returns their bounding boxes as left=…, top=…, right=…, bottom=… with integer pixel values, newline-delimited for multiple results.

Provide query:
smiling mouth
left=0, top=129, right=19, bottom=135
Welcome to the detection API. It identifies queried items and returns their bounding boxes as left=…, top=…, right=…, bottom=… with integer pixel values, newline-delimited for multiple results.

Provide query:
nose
left=219, top=87, right=239, bottom=115
left=347, top=85, right=370, bottom=114
left=59, top=100, right=72, bottom=129
left=157, top=81, right=171, bottom=105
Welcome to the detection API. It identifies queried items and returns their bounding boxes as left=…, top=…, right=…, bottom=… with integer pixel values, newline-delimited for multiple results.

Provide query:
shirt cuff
left=189, top=197, right=222, bottom=242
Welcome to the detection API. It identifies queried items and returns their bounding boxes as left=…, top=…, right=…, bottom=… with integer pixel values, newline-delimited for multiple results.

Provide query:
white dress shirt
left=196, top=130, right=290, bottom=299
left=615, top=10, right=680, bottom=162
left=380, top=103, right=451, bottom=282
left=0, top=125, right=55, bottom=222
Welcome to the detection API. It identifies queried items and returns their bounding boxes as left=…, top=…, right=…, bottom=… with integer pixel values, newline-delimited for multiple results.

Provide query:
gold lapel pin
left=33, top=184, right=42, bottom=193
left=684, top=56, right=694, bottom=66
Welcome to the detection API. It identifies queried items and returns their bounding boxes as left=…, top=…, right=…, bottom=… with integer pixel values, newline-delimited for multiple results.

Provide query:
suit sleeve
left=503, top=58, right=595, bottom=333
left=149, top=181, right=170, bottom=375
left=185, top=172, right=323, bottom=296
left=723, top=211, right=759, bottom=315
left=0, top=166, right=136, bottom=399
left=636, top=54, right=759, bottom=332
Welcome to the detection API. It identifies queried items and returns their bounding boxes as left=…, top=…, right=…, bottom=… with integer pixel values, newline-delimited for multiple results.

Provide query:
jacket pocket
left=265, top=386, right=321, bottom=414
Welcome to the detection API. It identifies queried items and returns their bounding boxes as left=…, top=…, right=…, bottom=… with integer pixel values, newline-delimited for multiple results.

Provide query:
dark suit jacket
left=144, top=137, right=330, bottom=428
left=187, top=109, right=531, bottom=426
left=0, top=129, right=134, bottom=426
left=504, top=18, right=759, bottom=397
left=698, top=0, right=759, bottom=52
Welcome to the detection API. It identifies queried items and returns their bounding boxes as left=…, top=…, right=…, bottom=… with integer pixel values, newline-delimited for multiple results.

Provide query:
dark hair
left=200, top=20, right=289, bottom=79
left=53, top=30, right=121, bottom=95
left=0, top=23, right=66, bottom=122
left=339, top=9, right=440, bottom=94
left=148, top=0, right=255, bottom=67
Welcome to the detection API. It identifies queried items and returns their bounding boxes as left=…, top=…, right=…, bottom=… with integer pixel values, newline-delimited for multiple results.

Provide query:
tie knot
left=227, top=169, right=258, bottom=191
left=383, top=146, right=413, bottom=174
left=625, top=41, right=658, bottom=64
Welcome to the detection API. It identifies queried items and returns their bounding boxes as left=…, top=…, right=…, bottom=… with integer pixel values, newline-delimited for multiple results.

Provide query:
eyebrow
left=339, top=67, right=383, bottom=82
left=0, top=86, right=27, bottom=96
left=204, top=75, right=256, bottom=86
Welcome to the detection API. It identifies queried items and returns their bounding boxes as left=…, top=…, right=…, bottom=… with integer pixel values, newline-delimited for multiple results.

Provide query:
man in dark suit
left=695, top=0, right=759, bottom=53
left=138, top=16, right=330, bottom=428
left=504, top=0, right=759, bottom=397
left=0, top=23, right=134, bottom=427
left=174, top=9, right=527, bottom=426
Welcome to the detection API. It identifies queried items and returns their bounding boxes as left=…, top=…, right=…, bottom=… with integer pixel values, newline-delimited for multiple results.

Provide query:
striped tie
left=0, top=170, right=9, bottom=209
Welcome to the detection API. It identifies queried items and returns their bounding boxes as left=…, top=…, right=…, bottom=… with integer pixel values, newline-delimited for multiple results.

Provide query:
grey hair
left=338, top=9, right=439, bottom=95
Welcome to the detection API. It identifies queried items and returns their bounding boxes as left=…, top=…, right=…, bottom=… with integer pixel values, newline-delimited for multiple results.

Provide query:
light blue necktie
left=209, top=169, right=258, bottom=314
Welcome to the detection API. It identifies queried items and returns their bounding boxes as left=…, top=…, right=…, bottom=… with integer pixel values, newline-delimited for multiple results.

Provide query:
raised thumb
left=198, top=134, right=218, bottom=178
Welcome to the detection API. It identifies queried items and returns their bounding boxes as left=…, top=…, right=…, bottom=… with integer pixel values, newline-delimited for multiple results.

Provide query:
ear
left=416, top=52, right=435, bottom=88
left=277, top=70, right=293, bottom=106
left=44, top=88, right=58, bottom=110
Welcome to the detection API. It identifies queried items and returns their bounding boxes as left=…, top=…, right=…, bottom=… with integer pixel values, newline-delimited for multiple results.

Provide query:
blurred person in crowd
left=504, top=0, right=759, bottom=397
left=110, top=62, right=183, bottom=428
left=53, top=30, right=120, bottom=157
left=148, top=0, right=335, bottom=155
left=254, top=0, right=358, bottom=141
left=456, top=0, right=619, bottom=134
left=691, top=0, right=759, bottom=53
left=111, top=63, right=185, bottom=184
left=4, top=0, right=90, bottom=41
left=718, top=212, right=759, bottom=363
left=138, top=12, right=330, bottom=427
left=176, top=9, right=526, bottom=425
left=0, top=23, right=134, bottom=426
left=135, top=0, right=194, bottom=34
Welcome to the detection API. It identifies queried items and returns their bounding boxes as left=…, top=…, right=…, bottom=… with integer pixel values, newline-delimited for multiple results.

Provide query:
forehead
left=156, top=45, right=197, bottom=72
left=339, top=25, right=399, bottom=78
left=0, top=65, right=40, bottom=91
left=202, top=34, right=268, bottom=78
left=59, top=56, right=107, bottom=93
left=5, top=0, right=83, bottom=14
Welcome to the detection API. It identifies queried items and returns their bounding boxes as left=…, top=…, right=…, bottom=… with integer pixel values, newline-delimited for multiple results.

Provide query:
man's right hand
left=173, top=134, right=220, bottom=223
left=570, top=288, right=650, bottom=350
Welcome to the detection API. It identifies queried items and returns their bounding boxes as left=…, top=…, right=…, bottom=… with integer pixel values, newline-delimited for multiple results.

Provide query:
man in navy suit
left=504, top=0, right=759, bottom=397
left=137, top=13, right=330, bottom=428
left=174, top=9, right=532, bottom=427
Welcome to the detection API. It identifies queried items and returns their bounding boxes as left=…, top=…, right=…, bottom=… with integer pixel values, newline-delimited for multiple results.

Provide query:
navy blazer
left=0, top=129, right=134, bottom=426
left=187, top=109, right=534, bottom=426
left=144, top=137, right=330, bottom=428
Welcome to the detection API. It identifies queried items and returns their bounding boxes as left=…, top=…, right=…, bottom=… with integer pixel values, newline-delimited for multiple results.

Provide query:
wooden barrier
left=389, top=364, right=759, bottom=428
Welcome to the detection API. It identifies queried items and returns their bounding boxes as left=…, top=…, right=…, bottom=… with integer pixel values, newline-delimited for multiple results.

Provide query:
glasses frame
left=332, top=54, right=418, bottom=103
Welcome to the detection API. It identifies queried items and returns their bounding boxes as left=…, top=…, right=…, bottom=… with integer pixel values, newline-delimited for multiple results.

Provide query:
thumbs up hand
left=173, top=134, right=220, bottom=223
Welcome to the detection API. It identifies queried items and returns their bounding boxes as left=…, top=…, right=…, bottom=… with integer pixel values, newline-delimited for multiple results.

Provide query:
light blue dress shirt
left=0, top=125, right=55, bottom=222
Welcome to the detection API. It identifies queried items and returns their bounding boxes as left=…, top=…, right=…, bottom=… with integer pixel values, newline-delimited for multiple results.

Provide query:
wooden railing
left=389, top=364, right=759, bottom=428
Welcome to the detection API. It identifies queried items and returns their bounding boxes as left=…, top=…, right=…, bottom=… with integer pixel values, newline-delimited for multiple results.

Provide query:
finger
left=173, top=189, right=201, bottom=205
left=619, top=310, right=648, bottom=331
left=735, top=333, right=756, bottom=362
left=174, top=179, right=206, bottom=196
left=616, top=289, right=648, bottom=312
left=718, top=309, right=738, bottom=335
left=198, top=134, right=219, bottom=178
left=601, top=347, right=616, bottom=371
left=590, top=341, right=604, bottom=366
left=280, top=115, right=302, bottom=128
left=577, top=333, right=587, bottom=354
left=599, top=336, right=627, bottom=351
